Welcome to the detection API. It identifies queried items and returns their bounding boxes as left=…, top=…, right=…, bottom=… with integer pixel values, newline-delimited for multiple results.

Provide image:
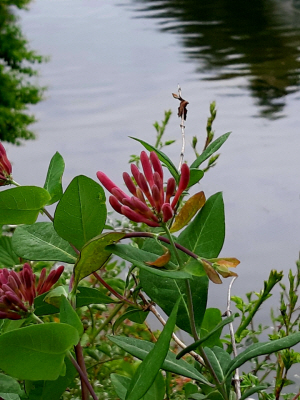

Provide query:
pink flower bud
left=96, top=171, right=118, bottom=193
left=151, top=185, right=161, bottom=212
left=131, top=197, right=159, bottom=222
left=130, top=164, right=141, bottom=185
left=111, top=187, right=129, bottom=203
left=136, top=187, right=146, bottom=204
left=171, top=163, right=190, bottom=209
left=121, top=206, right=159, bottom=227
left=0, top=311, right=21, bottom=320
left=0, top=143, right=12, bottom=186
left=36, top=268, right=47, bottom=293
left=138, top=173, right=155, bottom=207
left=150, top=152, right=163, bottom=181
left=140, top=151, right=154, bottom=187
left=109, top=196, right=123, bottom=214
left=162, top=203, right=174, bottom=223
left=5, top=291, right=28, bottom=312
left=166, top=177, right=176, bottom=203
left=123, top=172, right=137, bottom=196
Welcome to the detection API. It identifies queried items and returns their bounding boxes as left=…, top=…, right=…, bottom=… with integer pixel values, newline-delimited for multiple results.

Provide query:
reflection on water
left=130, top=0, right=300, bottom=118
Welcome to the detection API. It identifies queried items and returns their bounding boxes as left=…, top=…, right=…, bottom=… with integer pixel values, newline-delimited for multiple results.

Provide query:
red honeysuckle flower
left=0, top=143, right=12, bottom=186
left=0, top=263, right=64, bottom=320
left=97, top=151, right=190, bottom=227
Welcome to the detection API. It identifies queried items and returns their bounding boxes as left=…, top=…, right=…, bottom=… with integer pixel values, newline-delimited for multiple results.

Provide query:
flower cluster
left=97, top=151, right=190, bottom=227
left=0, top=263, right=64, bottom=320
left=0, top=143, right=12, bottom=186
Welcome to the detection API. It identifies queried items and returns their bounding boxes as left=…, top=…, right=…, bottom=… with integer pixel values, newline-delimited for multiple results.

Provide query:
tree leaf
left=0, top=186, right=51, bottom=225
left=170, top=192, right=206, bottom=233
left=239, top=385, right=268, bottom=400
left=111, top=372, right=165, bottom=400
left=113, top=308, right=149, bottom=334
left=108, top=244, right=192, bottom=280
left=190, top=132, right=231, bottom=169
left=0, top=323, right=79, bottom=380
left=177, top=192, right=225, bottom=262
left=125, top=297, right=181, bottom=400
left=44, top=152, right=65, bottom=205
left=176, top=313, right=235, bottom=359
left=0, top=236, right=19, bottom=267
left=139, top=268, right=207, bottom=335
left=54, top=175, right=107, bottom=250
left=73, top=232, right=126, bottom=288
left=107, top=336, right=211, bottom=385
left=60, top=295, right=83, bottom=336
left=225, top=332, right=300, bottom=378
left=188, top=169, right=204, bottom=188
left=12, top=222, right=77, bottom=263
left=0, top=373, right=22, bottom=397
left=23, top=357, right=77, bottom=400
left=76, top=286, right=117, bottom=307
left=129, top=137, right=180, bottom=182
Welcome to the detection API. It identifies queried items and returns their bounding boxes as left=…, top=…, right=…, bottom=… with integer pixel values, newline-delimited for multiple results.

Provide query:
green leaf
left=177, top=192, right=225, bottom=262
left=24, top=357, right=77, bottom=400
left=225, top=332, right=300, bottom=378
left=0, top=323, right=79, bottom=380
left=113, top=308, right=149, bottom=333
left=130, top=137, right=180, bottom=182
left=111, top=372, right=165, bottom=400
left=0, top=186, right=51, bottom=225
left=239, top=385, right=268, bottom=400
left=108, top=244, right=192, bottom=280
left=0, top=236, right=19, bottom=267
left=12, top=222, right=77, bottom=263
left=188, top=169, right=204, bottom=188
left=76, top=286, right=116, bottom=307
left=125, top=297, right=181, bottom=400
left=44, top=152, right=65, bottom=205
left=177, top=313, right=234, bottom=359
left=139, top=268, right=208, bottom=335
left=190, top=132, right=231, bottom=169
left=54, top=175, right=107, bottom=250
left=60, top=296, right=83, bottom=336
left=34, top=292, right=60, bottom=316
left=0, top=373, right=22, bottom=398
left=108, top=336, right=211, bottom=385
left=73, top=232, right=126, bottom=288
left=203, top=347, right=225, bottom=382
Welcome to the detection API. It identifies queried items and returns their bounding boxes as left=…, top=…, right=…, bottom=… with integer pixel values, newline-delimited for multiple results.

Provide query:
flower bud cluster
left=0, top=263, right=64, bottom=320
left=0, top=143, right=12, bottom=186
left=97, top=151, right=190, bottom=227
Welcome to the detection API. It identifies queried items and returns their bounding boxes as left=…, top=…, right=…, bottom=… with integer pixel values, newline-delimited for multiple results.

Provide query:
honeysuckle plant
left=0, top=100, right=299, bottom=400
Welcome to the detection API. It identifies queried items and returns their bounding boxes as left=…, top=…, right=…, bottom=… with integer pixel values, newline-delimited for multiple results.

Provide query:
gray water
left=5, top=0, right=300, bottom=319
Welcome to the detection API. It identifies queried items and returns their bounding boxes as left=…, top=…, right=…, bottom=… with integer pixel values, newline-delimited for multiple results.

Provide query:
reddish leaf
left=145, top=247, right=171, bottom=268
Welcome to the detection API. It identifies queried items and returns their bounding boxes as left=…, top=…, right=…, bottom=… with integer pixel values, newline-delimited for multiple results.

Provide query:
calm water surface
left=6, top=0, right=300, bottom=313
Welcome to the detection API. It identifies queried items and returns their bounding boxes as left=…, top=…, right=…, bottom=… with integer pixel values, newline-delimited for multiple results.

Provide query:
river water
left=5, top=0, right=300, bottom=316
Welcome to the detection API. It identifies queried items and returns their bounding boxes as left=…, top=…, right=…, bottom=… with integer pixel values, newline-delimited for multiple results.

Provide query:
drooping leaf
left=130, top=137, right=180, bottom=182
left=23, top=357, right=77, bottom=400
left=54, top=175, right=107, bottom=250
left=108, top=336, right=211, bottom=385
left=225, top=332, right=300, bottom=378
left=12, top=222, right=77, bottom=263
left=0, top=186, right=51, bottom=225
left=177, top=192, right=225, bottom=262
left=145, top=247, right=171, bottom=267
left=190, top=132, right=231, bottom=169
left=0, top=236, right=19, bottom=267
left=170, top=191, right=206, bottom=233
left=0, top=323, right=79, bottom=380
left=73, top=232, right=126, bottom=288
left=108, top=243, right=192, bottom=280
left=125, top=297, right=180, bottom=400
left=44, top=152, right=65, bottom=205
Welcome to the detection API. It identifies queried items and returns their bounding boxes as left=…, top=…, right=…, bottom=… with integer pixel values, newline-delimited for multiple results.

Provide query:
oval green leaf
left=44, top=152, right=65, bottom=205
left=0, top=186, right=51, bottom=225
left=0, top=323, right=79, bottom=380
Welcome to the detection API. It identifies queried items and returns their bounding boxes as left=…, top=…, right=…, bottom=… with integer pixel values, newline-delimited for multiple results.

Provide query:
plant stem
left=74, top=343, right=90, bottom=400
left=68, top=351, right=98, bottom=400
left=90, top=302, right=124, bottom=343
left=93, top=272, right=135, bottom=306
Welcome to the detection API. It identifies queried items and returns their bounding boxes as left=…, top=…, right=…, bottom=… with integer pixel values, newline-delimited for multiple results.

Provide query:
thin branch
left=93, top=272, right=135, bottom=306
left=177, top=85, right=186, bottom=171
left=226, top=277, right=241, bottom=399
left=69, top=350, right=98, bottom=400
